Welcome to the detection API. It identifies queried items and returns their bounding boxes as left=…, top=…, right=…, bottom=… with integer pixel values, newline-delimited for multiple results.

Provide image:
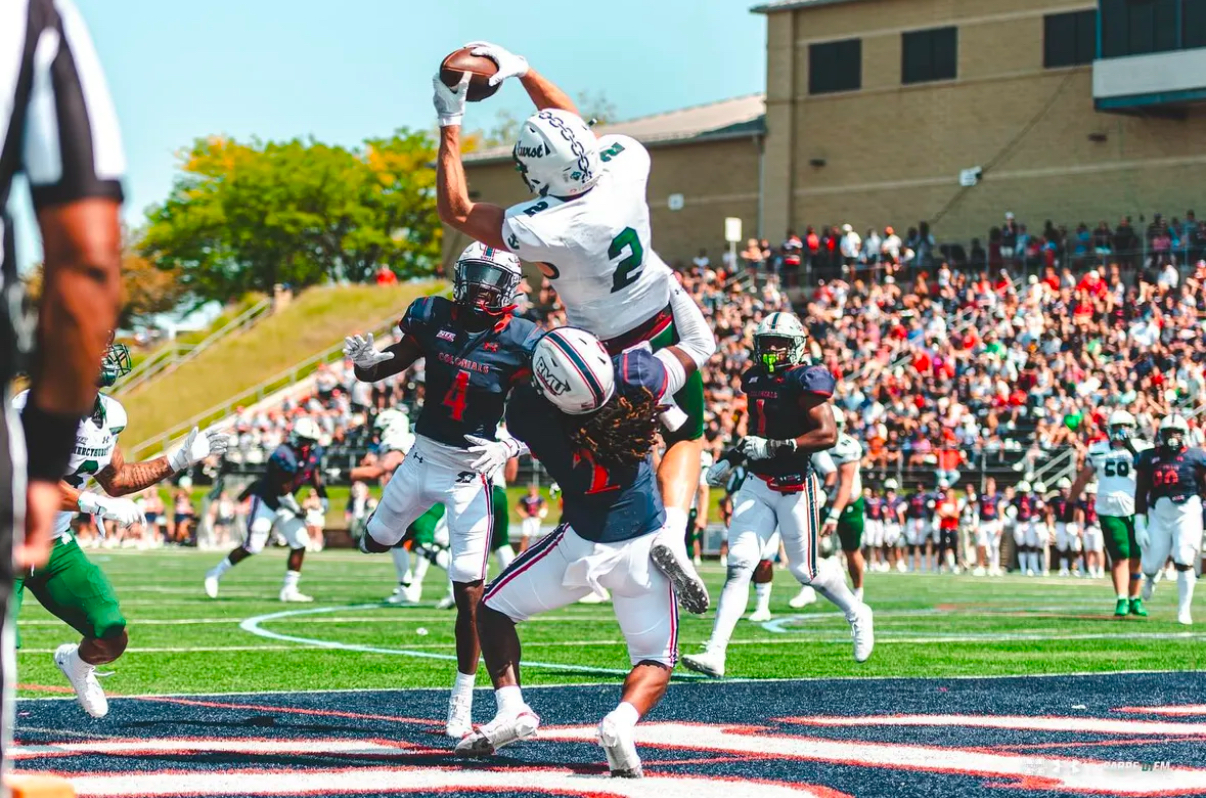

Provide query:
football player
left=882, top=479, right=906, bottom=572
left=934, top=480, right=960, bottom=574
left=457, top=328, right=677, bottom=778
left=1049, top=478, right=1081, bottom=577
left=340, top=241, right=537, bottom=738
left=1070, top=410, right=1149, bottom=616
left=862, top=486, right=886, bottom=573
left=431, top=44, right=716, bottom=614
left=805, top=410, right=866, bottom=599
left=516, top=484, right=547, bottom=553
left=683, top=313, right=873, bottom=678
left=1134, top=413, right=1206, bottom=625
left=1011, top=480, right=1045, bottom=576
left=1080, top=483, right=1105, bottom=579
left=974, top=477, right=1005, bottom=576
left=904, top=486, right=932, bottom=572
left=205, top=415, right=326, bottom=602
left=13, top=341, right=230, bottom=717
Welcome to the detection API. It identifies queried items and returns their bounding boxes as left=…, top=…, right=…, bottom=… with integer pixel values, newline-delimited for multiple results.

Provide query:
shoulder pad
left=835, top=434, right=863, bottom=461
left=102, top=395, right=128, bottom=434
left=400, top=296, right=438, bottom=336
left=502, top=200, right=561, bottom=254
left=10, top=390, right=29, bottom=411
left=618, top=348, right=668, bottom=400
left=795, top=365, right=835, bottom=397
left=1087, top=440, right=1109, bottom=455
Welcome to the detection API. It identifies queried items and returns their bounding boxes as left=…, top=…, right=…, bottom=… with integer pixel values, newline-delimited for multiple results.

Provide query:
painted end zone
left=14, top=673, right=1206, bottom=797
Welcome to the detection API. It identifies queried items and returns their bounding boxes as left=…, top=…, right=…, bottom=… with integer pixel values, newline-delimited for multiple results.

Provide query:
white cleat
left=1059, top=568, right=1070, bottom=577
left=788, top=586, right=817, bottom=609
left=436, top=593, right=457, bottom=610
left=53, top=644, right=109, bottom=718
left=203, top=573, right=220, bottom=599
left=1178, top=610, right=1194, bottom=626
left=598, top=716, right=643, bottom=778
left=895, top=560, right=907, bottom=573
left=1025, top=569, right=1036, bottom=577
left=849, top=606, right=875, bottom=663
left=384, top=585, right=415, bottom=605
left=650, top=540, right=709, bottom=614
left=454, top=708, right=540, bottom=755
left=681, top=649, right=726, bottom=678
left=578, top=588, right=610, bottom=605
left=279, top=587, right=314, bottom=603
left=747, top=607, right=772, bottom=623
left=972, top=567, right=986, bottom=577
left=404, top=582, right=424, bottom=604
left=446, top=692, right=474, bottom=739
left=1142, top=576, right=1157, bottom=602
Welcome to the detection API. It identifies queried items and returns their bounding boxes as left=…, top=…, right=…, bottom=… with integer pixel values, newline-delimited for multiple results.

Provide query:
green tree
left=577, top=89, right=617, bottom=126
left=140, top=130, right=441, bottom=302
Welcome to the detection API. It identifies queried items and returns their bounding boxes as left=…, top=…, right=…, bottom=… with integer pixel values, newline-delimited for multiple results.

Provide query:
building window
left=809, top=39, right=862, bottom=95
left=1044, top=9, right=1097, bottom=67
left=1101, top=0, right=1179, bottom=57
left=901, top=27, right=957, bottom=85
left=1186, top=0, right=1206, bottom=49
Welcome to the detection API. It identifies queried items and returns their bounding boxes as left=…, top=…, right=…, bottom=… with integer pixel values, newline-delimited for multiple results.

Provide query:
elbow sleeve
left=667, top=283, right=716, bottom=370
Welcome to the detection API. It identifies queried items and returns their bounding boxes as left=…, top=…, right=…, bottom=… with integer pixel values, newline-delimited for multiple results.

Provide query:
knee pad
left=244, top=520, right=271, bottom=555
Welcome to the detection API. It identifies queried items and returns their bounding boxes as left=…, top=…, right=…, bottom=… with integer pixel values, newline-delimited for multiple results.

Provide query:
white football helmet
left=374, top=408, right=413, bottom=454
left=883, top=478, right=899, bottom=491
left=1034, top=481, right=1048, bottom=494
left=292, top=417, right=320, bottom=443
left=531, top=327, right=615, bottom=415
left=513, top=109, right=601, bottom=198
left=454, top=241, right=522, bottom=315
left=1107, top=409, right=1137, bottom=444
left=1158, top=412, right=1189, bottom=451
left=1017, top=480, right=1032, bottom=493
left=1056, top=477, right=1072, bottom=490
left=754, top=312, right=807, bottom=373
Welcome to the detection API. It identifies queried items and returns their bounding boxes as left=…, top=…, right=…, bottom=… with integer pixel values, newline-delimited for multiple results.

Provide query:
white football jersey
left=378, top=412, right=414, bottom=455
left=828, top=434, right=864, bottom=497
left=13, top=391, right=126, bottom=540
left=1086, top=439, right=1149, bottom=517
left=501, top=134, right=672, bottom=340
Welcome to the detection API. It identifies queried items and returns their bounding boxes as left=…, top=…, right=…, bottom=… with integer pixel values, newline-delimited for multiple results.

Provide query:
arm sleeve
left=663, top=280, right=716, bottom=371
left=22, top=0, right=125, bottom=208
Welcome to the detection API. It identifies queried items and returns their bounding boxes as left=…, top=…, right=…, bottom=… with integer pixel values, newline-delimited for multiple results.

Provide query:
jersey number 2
left=443, top=370, right=470, bottom=422
left=609, top=227, right=645, bottom=293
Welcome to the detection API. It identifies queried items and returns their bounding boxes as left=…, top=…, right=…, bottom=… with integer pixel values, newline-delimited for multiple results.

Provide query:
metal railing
left=114, top=297, right=273, bottom=395
left=126, top=310, right=401, bottom=461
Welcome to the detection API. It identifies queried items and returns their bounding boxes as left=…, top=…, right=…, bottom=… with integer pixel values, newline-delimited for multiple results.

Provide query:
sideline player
left=13, top=344, right=229, bottom=717
left=1134, top=414, right=1205, bottom=625
left=516, top=485, right=547, bottom=552
left=682, top=313, right=872, bottom=678
left=862, top=486, right=886, bottom=573
left=1080, top=483, right=1104, bottom=579
left=1012, top=480, right=1045, bottom=576
left=974, top=477, right=1004, bottom=576
left=882, top=479, right=906, bottom=572
left=342, top=242, right=536, bottom=738
left=934, top=481, right=960, bottom=574
left=904, top=487, right=932, bottom=572
left=431, top=44, right=716, bottom=613
left=205, top=417, right=326, bottom=601
left=458, top=328, right=677, bottom=778
left=1070, top=410, right=1148, bottom=616
left=1049, top=478, right=1082, bottom=577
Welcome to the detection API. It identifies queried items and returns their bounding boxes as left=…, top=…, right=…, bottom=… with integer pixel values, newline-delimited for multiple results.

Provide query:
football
left=440, top=47, right=500, bottom=102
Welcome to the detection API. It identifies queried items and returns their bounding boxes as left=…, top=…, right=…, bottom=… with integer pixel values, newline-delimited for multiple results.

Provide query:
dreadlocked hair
left=569, top=386, right=661, bottom=470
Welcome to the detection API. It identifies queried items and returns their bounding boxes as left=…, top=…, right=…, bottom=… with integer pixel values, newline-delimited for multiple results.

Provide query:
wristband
left=21, top=402, right=80, bottom=482
left=826, top=511, right=840, bottom=523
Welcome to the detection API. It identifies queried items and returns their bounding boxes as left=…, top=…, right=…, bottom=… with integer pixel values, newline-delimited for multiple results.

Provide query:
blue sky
left=10, top=0, right=766, bottom=268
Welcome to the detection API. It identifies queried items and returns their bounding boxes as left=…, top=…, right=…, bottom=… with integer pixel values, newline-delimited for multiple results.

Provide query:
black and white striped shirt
left=0, top=0, right=124, bottom=342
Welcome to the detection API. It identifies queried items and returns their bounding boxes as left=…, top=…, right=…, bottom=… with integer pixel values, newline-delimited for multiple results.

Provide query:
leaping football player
left=341, top=241, right=537, bottom=738
left=431, top=42, right=716, bottom=614
left=1134, top=413, right=1206, bottom=625
left=13, top=340, right=230, bottom=717
left=1070, top=410, right=1149, bottom=617
left=682, top=313, right=873, bottom=678
left=457, top=328, right=679, bottom=778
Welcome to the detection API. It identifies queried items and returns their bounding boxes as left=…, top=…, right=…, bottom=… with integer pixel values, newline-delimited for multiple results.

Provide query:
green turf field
left=14, top=548, right=1204, bottom=697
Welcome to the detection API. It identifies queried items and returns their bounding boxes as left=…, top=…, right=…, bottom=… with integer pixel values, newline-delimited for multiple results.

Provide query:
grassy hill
left=121, top=281, right=443, bottom=447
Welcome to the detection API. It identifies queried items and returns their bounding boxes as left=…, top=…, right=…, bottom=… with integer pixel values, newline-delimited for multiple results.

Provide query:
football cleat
left=1178, top=609, right=1194, bottom=626
left=895, top=560, right=908, bottom=573
left=204, top=573, right=220, bottom=599
left=598, top=716, right=643, bottom=778
left=788, top=586, right=817, bottom=608
left=385, top=585, right=415, bottom=605
left=972, top=567, right=986, bottom=577
left=849, top=606, right=875, bottom=663
left=650, top=540, right=709, bottom=614
left=1114, top=598, right=1130, bottom=617
left=54, top=644, right=109, bottom=718
left=279, top=587, right=314, bottom=603
left=436, top=593, right=457, bottom=610
left=1129, top=598, right=1148, bottom=617
left=454, top=708, right=540, bottom=755
left=1142, top=575, right=1157, bottom=601
left=446, top=692, right=474, bottom=739
left=404, top=581, right=424, bottom=604
left=681, top=649, right=725, bottom=678
left=747, top=607, right=772, bottom=623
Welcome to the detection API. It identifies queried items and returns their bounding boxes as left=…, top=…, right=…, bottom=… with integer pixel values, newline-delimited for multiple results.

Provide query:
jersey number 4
left=443, top=370, right=470, bottom=422
left=609, top=227, right=645, bottom=294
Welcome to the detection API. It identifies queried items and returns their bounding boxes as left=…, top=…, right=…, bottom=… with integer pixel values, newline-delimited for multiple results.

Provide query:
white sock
left=453, top=670, right=476, bottom=698
left=605, top=701, right=640, bottom=729
left=854, top=586, right=864, bottom=602
left=662, top=507, right=690, bottom=556
left=989, top=546, right=1000, bottom=570
left=495, top=545, right=515, bottom=571
left=495, top=684, right=524, bottom=714
left=1178, top=569, right=1195, bottom=617
left=810, top=559, right=860, bottom=617
left=67, top=646, right=92, bottom=676
left=283, top=570, right=300, bottom=590
left=210, top=557, right=233, bottom=578
left=413, top=552, right=431, bottom=585
left=754, top=582, right=772, bottom=613
left=1117, top=593, right=1128, bottom=601
left=708, top=564, right=753, bottom=654
left=391, top=547, right=411, bottom=583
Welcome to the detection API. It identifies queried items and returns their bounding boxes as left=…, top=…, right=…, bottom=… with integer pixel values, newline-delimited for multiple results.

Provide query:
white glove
left=1134, top=514, right=1150, bottom=550
left=278, top=494, right=303, bottom=516
left=739, top=436, right=797, bottom=461
left=464, top=435, right=525, bottom=474
left=432, top=71, right=470, bottom=127
left=705, top=459, right=734, bottom=487
left=343, top=333, right=394, bottom=370
left=167, top=426, right=231, bottom=473
left=78, top=492, right=145, bottom=528
left=465, top=41, right=529, bottom=86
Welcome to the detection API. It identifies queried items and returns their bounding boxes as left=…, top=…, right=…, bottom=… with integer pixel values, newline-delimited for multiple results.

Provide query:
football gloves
left=168, top=426, right=231, bottom=473
left=432, top=71, right=470, bottom=128
left=343, top=333, right=394, bottom=369
left=464, top=435, right=527, bottom=474
left=78, top=492, right=144, bottom=528
left=464, top=41, right=529, bottom=87
left=739, top=436, right=798, bottom=461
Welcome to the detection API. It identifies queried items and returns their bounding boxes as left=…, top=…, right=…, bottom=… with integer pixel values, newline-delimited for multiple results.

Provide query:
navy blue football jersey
left=401, top=296, right=538, bottom=448
left=506, top=348, right=667, bottom=543
left=741, top=363, right=835, bottom=479
left=865, top=496, right=884, bottom=521
left=906, top=492, right=931, bottom=519
left=1137, top=446, right=1206, bottom=504
left=243, top=443, right=323, bottom=509
left=1015, top=493, right=1042, bottom=522
left=1049, top=496, right=1074, bottom=523
left=979, top=493, right=1001, bottom=521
